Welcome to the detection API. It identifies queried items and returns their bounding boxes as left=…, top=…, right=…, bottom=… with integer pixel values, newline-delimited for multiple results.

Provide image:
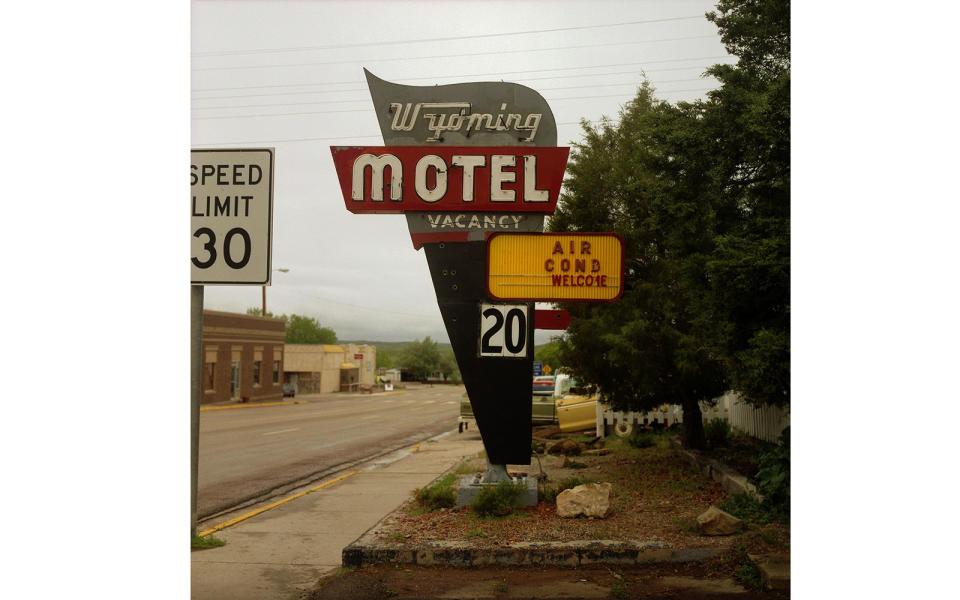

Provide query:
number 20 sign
left=479, top=304, right=529, bottom=358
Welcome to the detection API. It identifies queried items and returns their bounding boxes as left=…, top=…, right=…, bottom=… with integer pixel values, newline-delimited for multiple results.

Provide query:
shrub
left=470, top=481, right=526, bottom=517
left=414, top=473, right=457, bottom=510
left=704, top=418, right=732, bottom=448
left=627, top=432, right=655, bottom=448
left=755, top=427, right=789, bottom=519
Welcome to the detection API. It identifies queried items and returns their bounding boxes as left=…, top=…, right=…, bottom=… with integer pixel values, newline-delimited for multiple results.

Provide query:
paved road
left=197, top=383, right=464, bottom=518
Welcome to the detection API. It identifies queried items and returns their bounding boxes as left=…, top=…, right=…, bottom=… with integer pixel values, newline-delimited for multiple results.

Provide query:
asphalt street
left=197, top=383, right=464, bottom=518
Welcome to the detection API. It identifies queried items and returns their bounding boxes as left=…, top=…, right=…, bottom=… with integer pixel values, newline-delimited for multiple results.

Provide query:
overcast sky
left=191, top=0, right=732, bottom=343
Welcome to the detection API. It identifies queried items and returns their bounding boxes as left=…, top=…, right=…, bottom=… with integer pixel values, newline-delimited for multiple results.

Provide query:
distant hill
left=339, top=340, right=453, bottom=353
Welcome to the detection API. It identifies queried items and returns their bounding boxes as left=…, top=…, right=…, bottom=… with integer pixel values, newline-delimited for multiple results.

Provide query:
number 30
left=192, top=227, right=252, bottom=269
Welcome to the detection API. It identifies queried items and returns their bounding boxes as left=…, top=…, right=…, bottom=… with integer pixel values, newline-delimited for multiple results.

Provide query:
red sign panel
left=534, top=309, right=571, bottom=330
left=354, top=353, right=363, bottom=359
left=331, top=146, right=569, bottom=214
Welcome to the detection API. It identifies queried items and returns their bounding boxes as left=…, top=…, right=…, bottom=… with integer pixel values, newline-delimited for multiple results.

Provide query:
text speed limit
left=191, top=148, right=274, bottom=285
left=479, top=304, right=529, bottom=358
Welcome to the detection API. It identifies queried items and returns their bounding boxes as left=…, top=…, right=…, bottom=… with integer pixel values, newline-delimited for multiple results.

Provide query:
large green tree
left=702, top=0, right=790, bottom=408
left=550, top=0, right=789, bottom=447
left=397, top=337, right=443, bottom=381
left=245, top=309, right=338, bottom=345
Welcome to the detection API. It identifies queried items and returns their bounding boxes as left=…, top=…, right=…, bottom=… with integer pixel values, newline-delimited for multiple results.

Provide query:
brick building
left=201, top=310, right=286, bottom=404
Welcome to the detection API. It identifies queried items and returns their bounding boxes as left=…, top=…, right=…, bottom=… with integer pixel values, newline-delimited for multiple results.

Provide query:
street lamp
left=263, top=268, right=289, bottom=317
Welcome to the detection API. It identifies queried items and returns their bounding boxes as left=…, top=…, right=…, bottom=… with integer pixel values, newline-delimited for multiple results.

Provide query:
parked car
left=459, top=389, right=558, bottom=432
left=532, top=375, right=556, bottom=396
left=556, top=385, right=598, bottom=433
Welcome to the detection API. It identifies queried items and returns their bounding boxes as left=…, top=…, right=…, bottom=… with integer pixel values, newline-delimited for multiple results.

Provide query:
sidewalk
left=191, top=430, right=484, bottom=600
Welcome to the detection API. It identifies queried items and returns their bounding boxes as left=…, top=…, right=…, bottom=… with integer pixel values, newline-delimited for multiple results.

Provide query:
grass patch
left=626, top=432, right=656, bottom=448
left=470, top=481, right=526, bottom=517
left=191, top=534, right=226, bottom=549
left=454, top=461, right=483, bottom=475
left=413, top=473, right=458, bottom=511
left=671, top=517, right=700, bottom=535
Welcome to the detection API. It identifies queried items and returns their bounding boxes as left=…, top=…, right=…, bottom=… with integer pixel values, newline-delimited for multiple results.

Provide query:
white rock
left=556, top=482, right=613, bottom=518
left=696, top=506, right=742, bottom=536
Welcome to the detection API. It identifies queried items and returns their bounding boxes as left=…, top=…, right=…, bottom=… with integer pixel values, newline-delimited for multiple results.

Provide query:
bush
left=704, top=418, right=732, bottom=448
left=755, top=427, right=789, bottom=518
left=414, top=473, right=457, bottom=511
left=626, top=432, right=655, bottom=448
left=470, top=481, right=526, bottom=517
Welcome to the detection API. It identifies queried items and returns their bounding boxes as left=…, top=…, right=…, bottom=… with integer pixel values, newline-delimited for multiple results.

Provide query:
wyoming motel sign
left=331, top=71, right=569, bottom=465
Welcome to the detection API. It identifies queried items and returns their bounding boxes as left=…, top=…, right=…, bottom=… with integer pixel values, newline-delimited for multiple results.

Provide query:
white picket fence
left=597, top=391, right=789, bottom=443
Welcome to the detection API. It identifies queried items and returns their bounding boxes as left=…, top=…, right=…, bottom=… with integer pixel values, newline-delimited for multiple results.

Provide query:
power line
left=282, top=288, right=440, bottom=320
left=192, top=15, right=708, bottom=57
left=191, top=63, right=731, bottom=101
left=191, top=86, right=717, bottom=122
left=191, top=34, right=718, bottom=73
left=192, top=77, right=716, bottom=111
left=192, top=55, right=731, bottom=99
left=194, top=36, right=717, bottom=74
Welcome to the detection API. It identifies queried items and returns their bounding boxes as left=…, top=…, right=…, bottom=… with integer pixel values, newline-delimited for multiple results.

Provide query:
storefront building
left=201, top=310, right=286, bottom=404
left=284, top=343, right=377, bottom=394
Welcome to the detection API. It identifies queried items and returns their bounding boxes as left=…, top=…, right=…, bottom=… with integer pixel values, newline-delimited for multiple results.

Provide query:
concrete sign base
left=456, top=474, right=538, bottom=509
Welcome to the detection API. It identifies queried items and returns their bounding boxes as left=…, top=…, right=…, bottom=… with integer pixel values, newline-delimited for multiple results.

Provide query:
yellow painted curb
left=409, top=444, right=421, bottom=453
left=198, top=470, right=361, bottom=537
left=201, top=400, right=306, bottom=411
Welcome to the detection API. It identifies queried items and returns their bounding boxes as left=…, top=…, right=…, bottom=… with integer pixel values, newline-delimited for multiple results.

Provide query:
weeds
left=191, top=534, right=226, bottom=549
left=671, top=517, right=700, bottom=535
left=414, top=473, right=458, bottom=511
left=627, top=432, right=656, bottom=448
left=470, top=481, right=526, bottom=517
left=731, top=546, right=763, bottom=590
left=454, top=461, right=482, bottom=475
left=704, top=418, right=732, bottom=448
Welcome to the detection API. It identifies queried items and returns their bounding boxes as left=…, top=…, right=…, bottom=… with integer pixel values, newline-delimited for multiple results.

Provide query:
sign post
left=190, top=148, right=274, bottom=537
left=331, top=70, right=622, bottom=506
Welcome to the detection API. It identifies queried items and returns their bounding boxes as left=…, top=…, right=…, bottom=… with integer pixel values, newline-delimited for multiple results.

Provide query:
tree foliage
left=245, top=308, right=338, bottom=345
left=534, top=340, right=564, bottom=372
left=549, top=0, right=789, bottom=447
left=376, top=348, right=394, bottom=369
left=397, top=337, right=443, bottom=381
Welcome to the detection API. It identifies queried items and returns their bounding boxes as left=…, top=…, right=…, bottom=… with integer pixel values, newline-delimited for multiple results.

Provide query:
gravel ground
left=373, top=432, right=790, bottom=555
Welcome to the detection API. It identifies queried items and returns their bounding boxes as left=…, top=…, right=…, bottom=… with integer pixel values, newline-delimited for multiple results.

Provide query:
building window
left=253, top=361, right=261, bottom=385
left=273, top=360, right=280, bottom=383
left=204, top=362, right=215, bottom=390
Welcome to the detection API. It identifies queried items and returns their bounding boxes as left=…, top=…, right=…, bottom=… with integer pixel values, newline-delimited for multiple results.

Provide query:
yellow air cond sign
left=486, top=233, right=624, bottom=302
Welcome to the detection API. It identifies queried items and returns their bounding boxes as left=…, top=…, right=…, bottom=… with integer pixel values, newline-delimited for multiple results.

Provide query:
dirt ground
left=307, top=429, right=790, bottom=599
left=375, top=428, right=789, bottom=554
left=307, top=558, right=789, bottom=599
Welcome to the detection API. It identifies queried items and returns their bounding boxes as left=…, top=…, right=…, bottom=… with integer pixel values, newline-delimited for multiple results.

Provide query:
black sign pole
left=190, top=284, right=203, bottom=538
left=360, top=70, right=559, bottom=481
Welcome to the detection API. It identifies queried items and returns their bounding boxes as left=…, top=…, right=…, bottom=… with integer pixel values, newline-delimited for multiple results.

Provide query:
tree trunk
left=681, top=394, right=706, bottom=450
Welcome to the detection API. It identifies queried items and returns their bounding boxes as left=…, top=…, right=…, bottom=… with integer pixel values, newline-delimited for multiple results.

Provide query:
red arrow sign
left=534, top=309, right=571, bottom=330
left=331, top=146, right=569, bottom=214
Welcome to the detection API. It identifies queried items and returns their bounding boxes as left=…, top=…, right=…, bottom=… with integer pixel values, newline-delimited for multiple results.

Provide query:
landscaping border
left=670, top=438, right=762, bottom=500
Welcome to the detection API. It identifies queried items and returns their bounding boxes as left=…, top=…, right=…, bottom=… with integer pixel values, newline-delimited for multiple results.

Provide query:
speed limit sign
left=479, top=303, right=529, bottom=358
left=191, top=148, right=274, bottom=285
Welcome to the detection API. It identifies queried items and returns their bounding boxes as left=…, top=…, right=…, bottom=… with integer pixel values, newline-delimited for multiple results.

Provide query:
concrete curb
left=342, top=535, right=727, bottom=568
left=670, top=438, right=762, bottom=500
